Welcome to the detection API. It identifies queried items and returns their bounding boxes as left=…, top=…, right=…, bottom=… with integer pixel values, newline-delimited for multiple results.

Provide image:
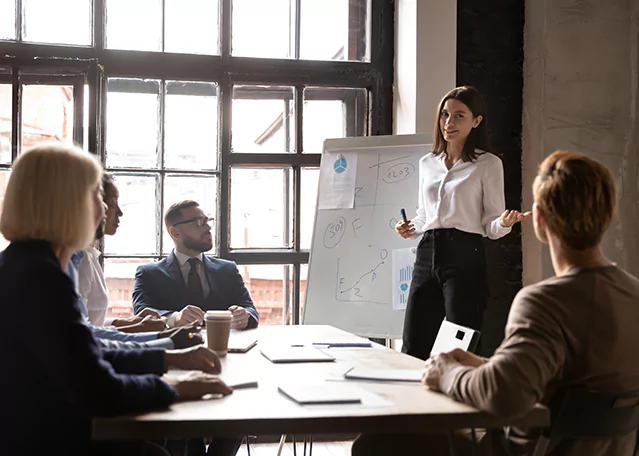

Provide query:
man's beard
left=183, top=234, right=212, bottom=253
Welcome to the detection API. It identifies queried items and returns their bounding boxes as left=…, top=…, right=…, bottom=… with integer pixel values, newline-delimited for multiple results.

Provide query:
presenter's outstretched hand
left=395, top=220, right=415, bottom=239
left=499, top=209, right=532, bottom=228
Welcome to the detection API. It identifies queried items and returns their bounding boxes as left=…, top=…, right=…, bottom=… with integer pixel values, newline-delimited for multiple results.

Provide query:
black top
left=0, top=240, right=176, bottom=453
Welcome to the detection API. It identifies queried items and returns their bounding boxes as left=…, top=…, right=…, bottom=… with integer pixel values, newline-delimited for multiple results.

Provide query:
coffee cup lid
left=205, top=310, right=233, bottom=320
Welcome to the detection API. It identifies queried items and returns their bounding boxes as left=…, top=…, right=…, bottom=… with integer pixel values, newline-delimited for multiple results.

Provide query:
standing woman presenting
left=396, top=86, right=529, bottom=360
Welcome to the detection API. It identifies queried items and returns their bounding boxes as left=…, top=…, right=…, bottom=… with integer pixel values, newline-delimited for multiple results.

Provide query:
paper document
left=344, top=367, right=423, bottom=383
left=260, top=346, right=336, bottom=364
left=318, top=151, right=358, bottom=209
left=278, top=383, right=362, bottom=405
left=392, top=247, right=417, bottom=310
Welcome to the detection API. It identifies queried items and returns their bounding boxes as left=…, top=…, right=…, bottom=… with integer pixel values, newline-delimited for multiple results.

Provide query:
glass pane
left=23, top=0, right=92, bottom=45
left=232, top=0, right=293, bottom=58
left=238, top=265, right=288, bottom=326
left=302, top=87, right=367, bottom=153
left=300, top=168, right=319, bottom=250
left=164, top=81, right=218, bottom=170
left=0, top=73, right=11, bottom=164
left=165, top=0, right=219, bottom=55
left=106, top=79, right=160, bottom=169
left=162, top=175, right=218, bottom=255
left=300, top=0, right=369, bottom=61
left=21, top=85, right=74, bottom=152
left=232, top=86, right=295, bottom=153
left=106, top=0, right=162, bottom=51
left=0, top=170, right=10, bottom=252
left=104, top=258, right=156, bottom=319
left=103, top=174, right=158, bottom=255
left=0, top=1, right=15, bottom=40
left=230, top=168, right=292, bottom=249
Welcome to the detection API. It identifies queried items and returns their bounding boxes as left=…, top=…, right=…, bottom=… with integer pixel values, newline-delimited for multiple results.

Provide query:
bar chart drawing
left=399, top=265, right=414, bottom=283
left=392, top=248, right=417, bottom=310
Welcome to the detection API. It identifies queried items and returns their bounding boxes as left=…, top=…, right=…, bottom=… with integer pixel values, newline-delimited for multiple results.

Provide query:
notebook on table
left=343, top=367, right=423, bottom=383
left=228, top=331, right=258, bottom=353
left=278, top=384, right=362, bottom=405
left=260, top=346, right=336, bottom=364
left=431, top=320, right=481, bottom=355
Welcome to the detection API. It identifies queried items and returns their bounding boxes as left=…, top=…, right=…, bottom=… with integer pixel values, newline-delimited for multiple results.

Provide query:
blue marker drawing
left=399, top=264, right=414, bottom=282
left=334, top=155, right=348, bottom=174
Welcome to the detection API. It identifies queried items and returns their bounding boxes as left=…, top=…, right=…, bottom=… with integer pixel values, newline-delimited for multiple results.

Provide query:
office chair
left=532, top=387, right=639, bottom=456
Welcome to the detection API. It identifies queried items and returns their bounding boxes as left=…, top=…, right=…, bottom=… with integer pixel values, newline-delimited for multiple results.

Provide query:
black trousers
left=402, top=229, right=487, bottom=361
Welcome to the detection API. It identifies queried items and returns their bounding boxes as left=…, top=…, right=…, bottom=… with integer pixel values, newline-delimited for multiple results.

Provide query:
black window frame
left=0, top=0, right=394, bottom=325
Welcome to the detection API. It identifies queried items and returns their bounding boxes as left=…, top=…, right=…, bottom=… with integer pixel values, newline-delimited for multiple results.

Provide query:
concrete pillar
left=523, top=0, right=639, bottom=284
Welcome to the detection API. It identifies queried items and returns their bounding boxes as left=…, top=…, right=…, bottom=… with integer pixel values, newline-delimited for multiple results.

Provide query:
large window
left=0, top=0, right=394, bottom=325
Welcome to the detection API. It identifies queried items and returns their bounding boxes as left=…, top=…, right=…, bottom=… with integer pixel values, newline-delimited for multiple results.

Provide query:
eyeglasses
left=172, top=217, right=214, bottom=228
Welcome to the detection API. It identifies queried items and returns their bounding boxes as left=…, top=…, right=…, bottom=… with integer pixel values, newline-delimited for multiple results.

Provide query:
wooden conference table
left=93, top=325, right=549, bottom=440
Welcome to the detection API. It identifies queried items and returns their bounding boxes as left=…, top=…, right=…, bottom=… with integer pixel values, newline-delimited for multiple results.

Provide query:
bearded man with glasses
left=133, top=200, right=259, bottom=331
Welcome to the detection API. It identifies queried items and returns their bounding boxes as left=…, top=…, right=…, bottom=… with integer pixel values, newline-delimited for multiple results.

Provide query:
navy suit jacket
left=0, top=241, right=176, bottom=453
left=132, top=252, right=259, bottom=328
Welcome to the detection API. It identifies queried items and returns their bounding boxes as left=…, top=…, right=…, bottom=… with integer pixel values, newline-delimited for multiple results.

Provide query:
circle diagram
left=334, top=157, right=348, bottom=174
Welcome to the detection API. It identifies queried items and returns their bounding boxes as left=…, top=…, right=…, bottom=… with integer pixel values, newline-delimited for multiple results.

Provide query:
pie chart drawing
left=334, top=157, right=348, bottom=174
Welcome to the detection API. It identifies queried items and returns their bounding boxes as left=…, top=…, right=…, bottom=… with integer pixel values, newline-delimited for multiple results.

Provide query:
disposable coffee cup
left=205, top=310, right=233, bottom=357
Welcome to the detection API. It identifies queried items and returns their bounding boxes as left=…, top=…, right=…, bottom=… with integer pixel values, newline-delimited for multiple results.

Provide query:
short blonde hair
left=0, top=142, right=102, bottom=250
left=533, top=150, right=616, bottom=250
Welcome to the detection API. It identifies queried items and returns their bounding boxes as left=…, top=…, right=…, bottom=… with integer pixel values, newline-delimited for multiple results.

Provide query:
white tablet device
left=431, top=320, right=481, bottom=355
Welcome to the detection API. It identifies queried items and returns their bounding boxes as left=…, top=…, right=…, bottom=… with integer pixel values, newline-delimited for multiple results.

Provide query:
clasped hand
left=422, top=348, right=487, bottom=392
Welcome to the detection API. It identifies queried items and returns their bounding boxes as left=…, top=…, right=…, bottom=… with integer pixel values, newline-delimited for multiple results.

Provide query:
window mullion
left=161, top=0, right=166, bottom=53
left=11, top=68, right=21, bottom=160
left=293, top=0, right=301, bottom=59
left=220, top=0, right=231, bottom=58
left=16, top=0, right=23, bottom=42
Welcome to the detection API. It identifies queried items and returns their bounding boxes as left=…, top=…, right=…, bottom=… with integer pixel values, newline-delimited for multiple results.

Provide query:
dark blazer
left=132, top=252, right=259, bottom=328
left=0, top=241, right=176, bottom=454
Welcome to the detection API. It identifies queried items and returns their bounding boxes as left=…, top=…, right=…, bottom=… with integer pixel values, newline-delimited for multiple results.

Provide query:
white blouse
left=77, top=247, right=113, bottom=326
left=410, top=150, right=511, bottom=240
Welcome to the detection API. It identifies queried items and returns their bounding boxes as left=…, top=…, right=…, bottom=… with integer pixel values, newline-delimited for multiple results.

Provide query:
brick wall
left=106, top=277, right=308, bottom=326
left=457, top=0, right=525, bottom=356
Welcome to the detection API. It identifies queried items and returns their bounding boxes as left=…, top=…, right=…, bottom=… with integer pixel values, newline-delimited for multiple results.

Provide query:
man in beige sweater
left=353, top=150, right=639, bottom=455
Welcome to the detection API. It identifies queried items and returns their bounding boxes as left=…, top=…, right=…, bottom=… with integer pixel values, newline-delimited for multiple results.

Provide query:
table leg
left=276, top=434, right=286, bottom=456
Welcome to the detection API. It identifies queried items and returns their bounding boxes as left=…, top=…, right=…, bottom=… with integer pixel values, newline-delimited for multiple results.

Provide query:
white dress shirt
left=410, top=150, right=511, bottom=240
left=77, top=247, right=113, bottom=327
left=167, top=249, right=211, bottom=327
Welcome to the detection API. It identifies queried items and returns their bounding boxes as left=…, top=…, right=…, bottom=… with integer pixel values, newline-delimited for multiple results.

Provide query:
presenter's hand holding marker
left=395, top=208, right=415, bottom=239
left=499, top=209, right=532, bottom=228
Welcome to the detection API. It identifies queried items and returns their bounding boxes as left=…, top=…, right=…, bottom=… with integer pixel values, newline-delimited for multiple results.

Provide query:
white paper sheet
left=392, top=247, right=417, bottom=310
left=318, top=151, right=358, bottom=209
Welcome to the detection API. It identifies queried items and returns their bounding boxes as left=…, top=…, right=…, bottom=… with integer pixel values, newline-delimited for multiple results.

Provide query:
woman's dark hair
left=432, top=86, right=491, bottom=162
left=102, top=173, right=116, bottom=199
left=95, top=173, right=116, bottom=240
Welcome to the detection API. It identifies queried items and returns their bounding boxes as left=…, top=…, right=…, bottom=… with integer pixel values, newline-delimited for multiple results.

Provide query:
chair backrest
left=545, top=387, right=639, bottom=440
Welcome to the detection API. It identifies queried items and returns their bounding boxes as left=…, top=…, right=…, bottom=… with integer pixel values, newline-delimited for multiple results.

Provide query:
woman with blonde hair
left=0, top=143, right=232, bottom=455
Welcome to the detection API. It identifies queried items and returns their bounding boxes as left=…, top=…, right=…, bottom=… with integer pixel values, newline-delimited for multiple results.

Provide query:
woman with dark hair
left=396, top=86, right=529, bottom=360
left=77, top=173, right=163, bottom=330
